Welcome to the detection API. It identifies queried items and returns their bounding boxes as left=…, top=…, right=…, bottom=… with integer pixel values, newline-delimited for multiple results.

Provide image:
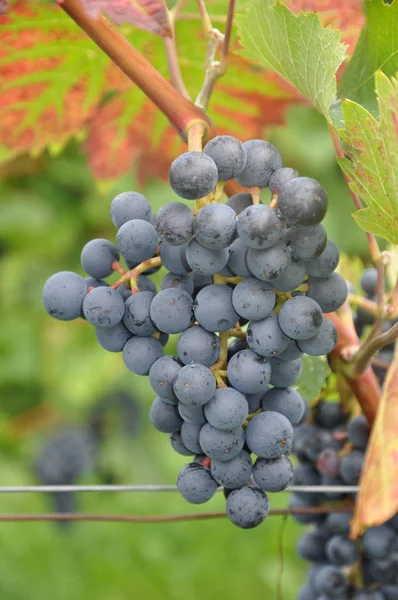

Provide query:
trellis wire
left=0, top=484, right=359, bottom=494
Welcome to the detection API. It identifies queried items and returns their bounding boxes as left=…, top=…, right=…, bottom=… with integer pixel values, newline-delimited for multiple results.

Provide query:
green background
left=0, top=105, right=369, bottom=600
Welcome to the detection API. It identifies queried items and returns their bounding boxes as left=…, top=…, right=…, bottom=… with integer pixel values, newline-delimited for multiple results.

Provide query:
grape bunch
left=293, top=401, right=398, bottom=599
left=42, top=135, right=348, bottom=529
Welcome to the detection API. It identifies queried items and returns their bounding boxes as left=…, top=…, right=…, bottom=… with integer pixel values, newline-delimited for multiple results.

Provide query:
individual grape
left=226, top=192, right=253, bottom=215
left=95, top=322, right=132, bottom=352
left=289, top=493, right=324, bottom=525
left=83, top=287, right=125, bottom=328
left=297, top=529, right=329, bottom=562
left=347, top=414, right=370, bottom=450
left=277, top=177, right=328, bottom=226
left=226, top=349, right=271, bottom=394
left=269, top=167, right=299, bottom=194
left=149, top=355, right=183, bottom=402
left=307, top=273, right=348, bottom=313
left=245, top=391, right=265, bottom=413
left=270, top=260, right=306, bottom=292
left=227, top=238, right=252, bottom=278
left=227, top=338, right=248, bottom=360
left=284, top=224, right=327, bottom=261
left=169, top=151, right=218, bottom=200
left=203, top=135, right=246, bottom=180
left=84, top=277, right=109, bottom=289
left=339, top=449, right=364, bottom=484
left=276, top=338, right=303, bottom=361
left=278, top=296, right=323, bottom=340
left=297, top=317, right=338, bottom=355
left=325, top=535, right=359, bottom=565
left=116, top=219, right=158, bottom=264
left=160, top=242, right=189, bottom=275
left=194, top=284, right=239, bottom=332
left=161, top=272, right=194, bottom=295
left=123, top=336, right=164, bottom=375
left=177, top=326, right=220, bottom=367
left=178, top=402, right=206, bottom=425
left=169, top=431, right=193, bottom=456
left=369, top=553, right=398, bottom=585
left=180, top=422, right=203, bottom=454
left=298, top=584, right=318, bottom=600
left=246, top=411, right=294, bottom=459
left=363, top=525, right=398, bottom=560
left=246, top=313, right=290, bottom=357
left=122, top=291, right=156, bottom=336
left=246, top=241, right=291, bottom=281
left=149, top=397, right=183, bottom=433
left=81, top=239, right=120, bottom=280
left=314, top=565, right=348, bottom=598
left=269, top=357, right=303, bottom=387
left=211, top=450, right=253, bottom=488
left=361, top=268, right=378, bottom=296
left=110, top=191, right=152, bottom=229
left=253, top=455, right=294, bottom=492
left=199, top=424, right=245, bottom=462
left=325, top=512, right=353, bottom=535
left=42, top=271, right=87, bottom=321
left=305, top=239, right=340, bottom=277
left=226, top=486, right=269, bottom=529
left=261, top=387, right=305, bottom=427
left=316, top=449, right=341, bottom=478
left=186, top=239, right=229, bottom=276
left=381, top=585, right=398, bottom=599
left=173, top=363, right=216, bottom=406
left=155, top=202, right=194, bottom=246
left=204, top=387, right=249, bottom=430
left=177, top=463, right=218, bottom=504
left=313, top=401, right=349, bottom=429
left=292, top=464, right=321, bottom=487
left=237, top=205, right=282, bottom=249
left=149, top=288, right=193, bottom=334
left=236, top=140, right=282, bottom=188
left=232, top=278, right=276, bottom=321
left=194, top=203, right=237, bottom=249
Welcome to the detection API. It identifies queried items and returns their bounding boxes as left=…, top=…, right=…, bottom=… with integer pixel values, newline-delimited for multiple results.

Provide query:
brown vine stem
left=325, top=313, right=380, bottom=424
left=0, top=505, right=353, bottom=524
left=60, top=0, right=213, bottom=141
left=164, top=36, right=191, bottom=100
left=349, top=322, right=398, bottom=377
left=329, top=126, right=380, bottom=264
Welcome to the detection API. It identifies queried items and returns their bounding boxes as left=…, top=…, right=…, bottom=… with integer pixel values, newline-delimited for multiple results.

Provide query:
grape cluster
left=294, top=402, right=398, bottom=599
left=42, top=135, right=348, bottom=529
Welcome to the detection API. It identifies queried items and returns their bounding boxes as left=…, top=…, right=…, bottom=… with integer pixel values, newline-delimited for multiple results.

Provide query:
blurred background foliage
left=0, top=104, right=370, bottom=600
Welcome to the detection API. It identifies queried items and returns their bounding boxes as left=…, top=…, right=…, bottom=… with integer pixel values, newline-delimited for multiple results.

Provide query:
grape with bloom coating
left=194, top=284, right=238, bottom=332
left=236, top=140, right=282, bottom=188
left=232, top=278, right=275, bottom=321
left=110, top=191, right=152, bottom=228
left=204, top=387, right=249, bottom=430
left=177, top=463, right=218, bottom=504
left=277, top=177, right=328, bottom=226
left=155, top=202, right=194, bottom=246
left=177, top=326, right=220, bottom=367
left=169, top=151, right=218, bottom=200
left=246, top=241, right=291, bottom=281
left=226, top=349, right=271, bottom=394
left=246, top=411, right=294, bottom=459
left=226, top=486, right=269, bottom=529
left=237, top=205, right=282, bottom=249
left=83, top=287, right=125, bottom=328
left=199, top=424, right=245, bottom=462
left=43, top=271, right=87, bottom=321
left=203, top=135, right=246, bottom=180
left=80, top=238, right=119, bottom=279
left=194, top=203, right=237, bottom=249
left=116, top=219, right=158, bottom=264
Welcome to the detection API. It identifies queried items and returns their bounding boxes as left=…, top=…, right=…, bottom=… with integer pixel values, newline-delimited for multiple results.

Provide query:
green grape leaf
left=236, top=0, right=347, bottom=119
left=295, top=355, right=329, bottom=402
left=338, top=0, right=398, bottom=115
left=338, top=71, right=398, bottom=244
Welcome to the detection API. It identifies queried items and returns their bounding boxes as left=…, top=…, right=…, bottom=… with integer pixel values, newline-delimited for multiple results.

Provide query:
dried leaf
left=351, top=342, right=398, bottom=537
left=78, top=0, right=172, bottom=36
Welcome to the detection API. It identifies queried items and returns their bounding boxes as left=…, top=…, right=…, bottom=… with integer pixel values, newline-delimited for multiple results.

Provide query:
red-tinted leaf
left=0, top=0, right=8, bottom=16
left=76, top=0, right=171, bottom=36
left=351, top=344, right=398, bottom=538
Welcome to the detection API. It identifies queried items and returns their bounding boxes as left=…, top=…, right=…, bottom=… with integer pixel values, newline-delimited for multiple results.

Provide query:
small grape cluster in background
left=294, top=399, right=398, bottom=600
left=42, top=135, right=348, bottom=529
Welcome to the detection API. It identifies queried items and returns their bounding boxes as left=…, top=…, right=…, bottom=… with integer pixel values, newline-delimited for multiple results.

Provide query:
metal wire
left=0, top=484, right=359, bottom=494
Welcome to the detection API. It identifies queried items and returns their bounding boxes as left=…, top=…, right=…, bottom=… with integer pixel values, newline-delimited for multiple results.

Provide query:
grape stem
left=348, top=294, right=379, bottom=318
left=164, top=26, right=191, bottom=100
left=211, top=331, right=230, bottom=372
left=110, top=257, right=162, bottom=292
left=348, top=321, right=398, bottom=377
left=111, top=261, right=127, bottom=275
left=249, top=186, right=261, bottom=205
